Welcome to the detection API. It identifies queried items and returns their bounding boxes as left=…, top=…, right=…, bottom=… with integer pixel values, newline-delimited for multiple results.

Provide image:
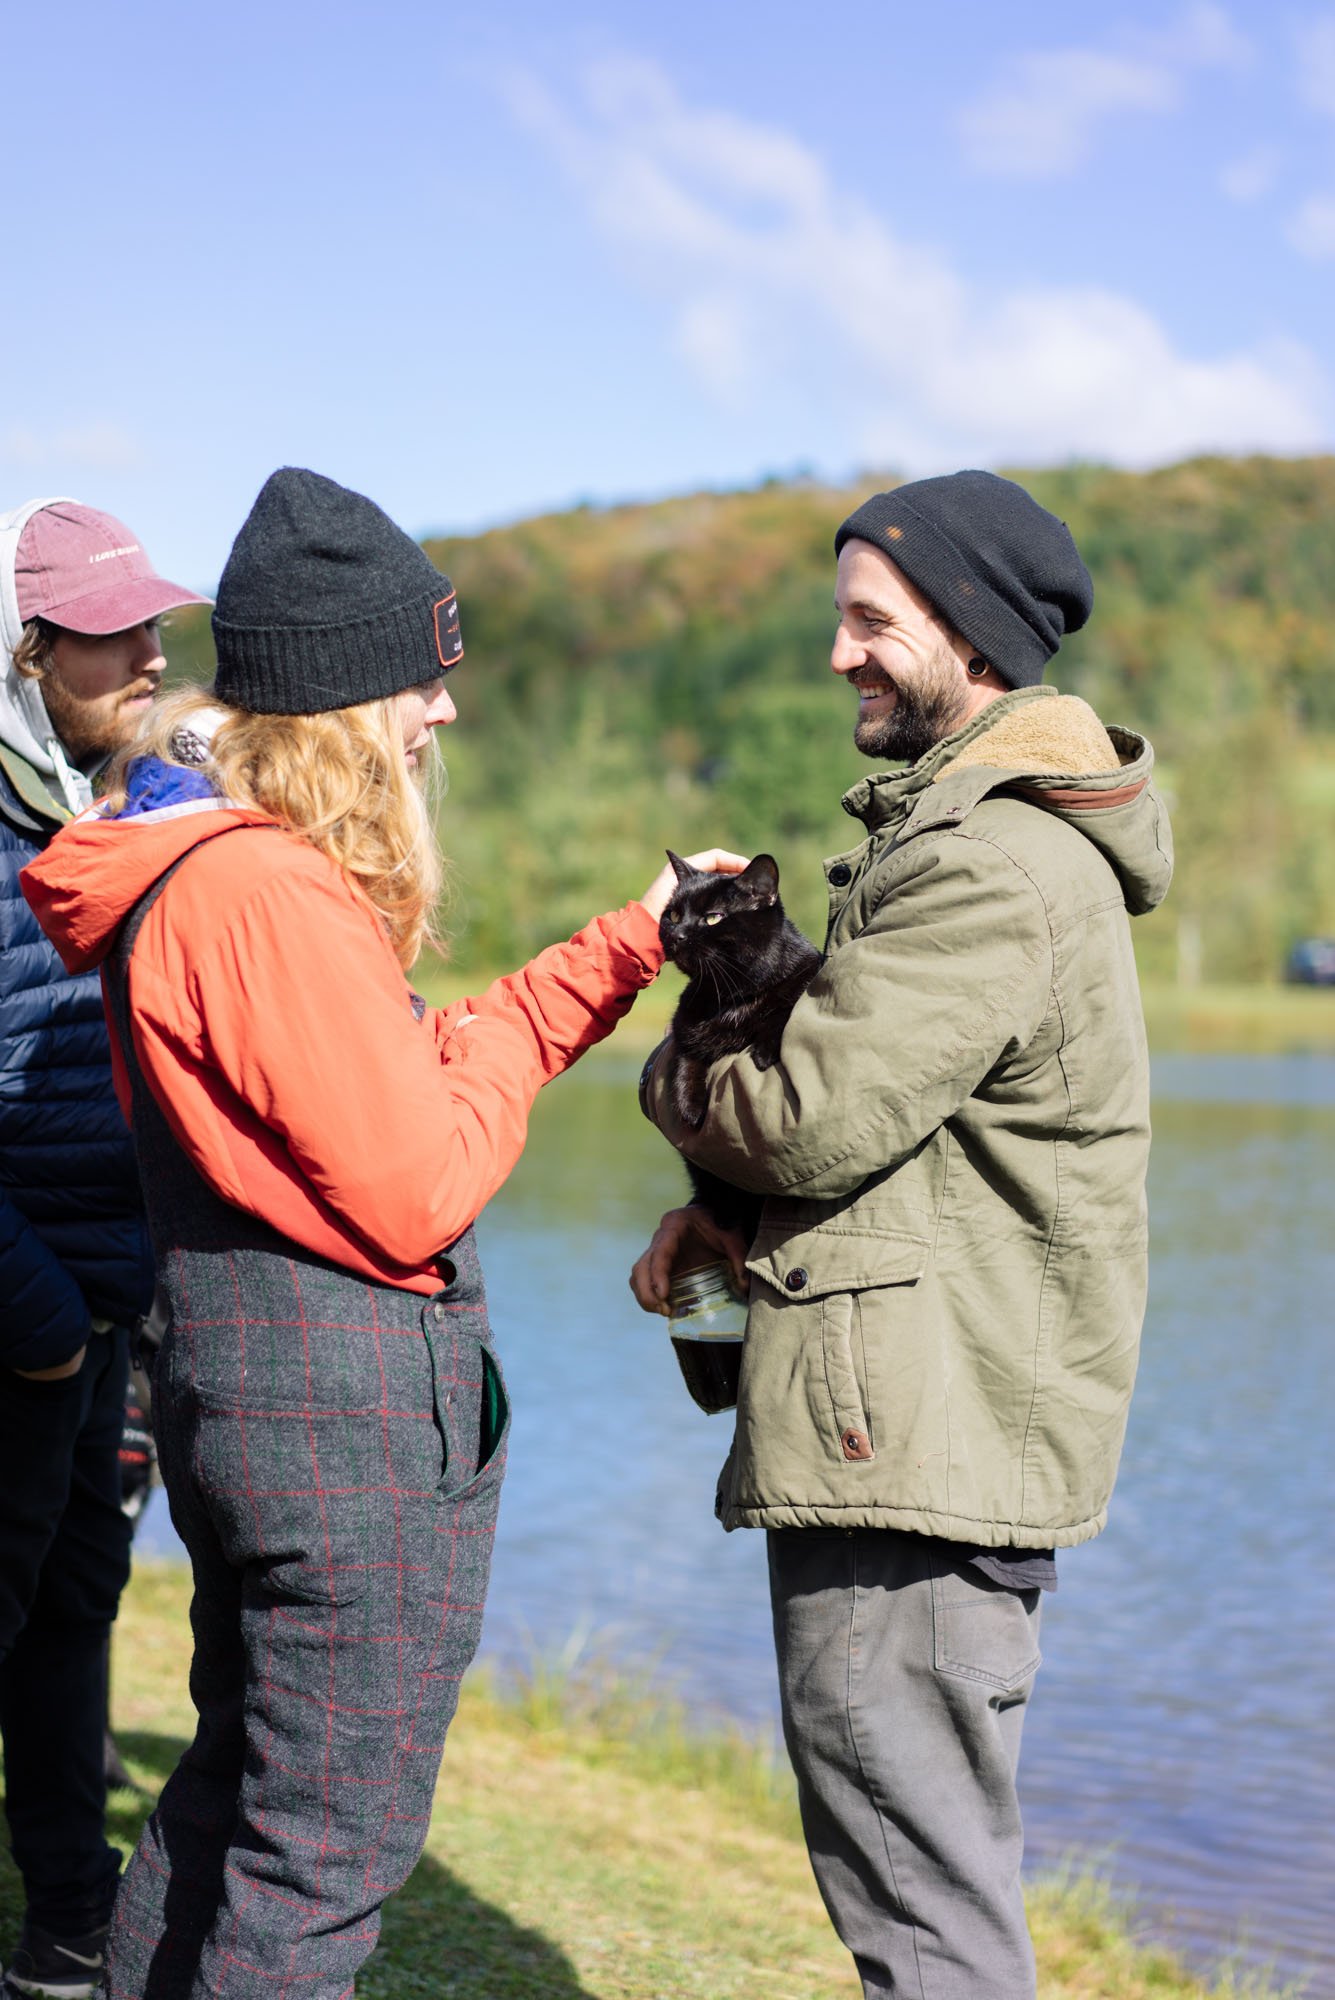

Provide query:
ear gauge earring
left=967, top=656, right=989, bottom=678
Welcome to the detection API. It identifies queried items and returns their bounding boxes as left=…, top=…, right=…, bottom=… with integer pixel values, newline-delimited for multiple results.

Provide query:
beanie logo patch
left=434, top=592, right=463, bottom=670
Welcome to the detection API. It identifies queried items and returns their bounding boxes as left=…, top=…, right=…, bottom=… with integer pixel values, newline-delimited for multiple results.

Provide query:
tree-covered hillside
left=166, top=457, right=1335, bottom=982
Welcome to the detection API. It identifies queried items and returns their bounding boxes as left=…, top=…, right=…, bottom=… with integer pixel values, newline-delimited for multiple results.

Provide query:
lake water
left=139, top=1048, right=1335, bottom=1994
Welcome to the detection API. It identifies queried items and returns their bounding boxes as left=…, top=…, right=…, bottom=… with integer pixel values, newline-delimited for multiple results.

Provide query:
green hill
left=164, top=457, right=1335, bottom=983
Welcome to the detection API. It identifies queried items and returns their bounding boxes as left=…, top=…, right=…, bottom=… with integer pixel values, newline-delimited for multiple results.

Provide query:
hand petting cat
left=639, top=849, right=749, bottom=922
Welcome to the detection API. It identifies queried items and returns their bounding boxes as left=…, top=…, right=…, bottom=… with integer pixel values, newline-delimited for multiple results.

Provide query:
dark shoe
left=1, top=1919, right=108, bottom=1999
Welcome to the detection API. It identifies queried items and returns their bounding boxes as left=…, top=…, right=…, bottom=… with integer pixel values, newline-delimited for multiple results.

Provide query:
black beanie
left=211, top=468, right=462, bottom=714
left=834, top=470, right=1092, bottom=688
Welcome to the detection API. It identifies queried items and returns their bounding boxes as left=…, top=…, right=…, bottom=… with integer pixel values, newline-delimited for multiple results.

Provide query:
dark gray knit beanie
left=834, top=470, right=1092, bottom=688
left=211, top=468, right=462, bottom=714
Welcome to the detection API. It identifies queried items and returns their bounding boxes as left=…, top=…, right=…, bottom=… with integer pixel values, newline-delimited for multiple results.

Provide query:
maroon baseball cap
left=15, top=501, right=210, bottom=635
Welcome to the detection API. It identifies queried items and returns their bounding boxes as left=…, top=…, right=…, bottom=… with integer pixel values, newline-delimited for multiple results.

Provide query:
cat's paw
left=671, top=1078, right=708, bottom=1129
left=671, top=1055, right=710, bottom=1128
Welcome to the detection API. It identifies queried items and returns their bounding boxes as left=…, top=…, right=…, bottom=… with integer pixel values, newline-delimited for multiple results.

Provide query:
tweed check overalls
left=102, top=843, right=510, bottom=2000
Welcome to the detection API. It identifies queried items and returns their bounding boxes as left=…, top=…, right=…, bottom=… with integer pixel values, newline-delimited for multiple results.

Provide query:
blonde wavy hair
left=100, top=685, right=446, bottom=970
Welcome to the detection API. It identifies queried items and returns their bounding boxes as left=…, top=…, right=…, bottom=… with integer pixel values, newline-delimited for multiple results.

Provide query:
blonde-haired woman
left=24, top=468, right=741, bottom=2000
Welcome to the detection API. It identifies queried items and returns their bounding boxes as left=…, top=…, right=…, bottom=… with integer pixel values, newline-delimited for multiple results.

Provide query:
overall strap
left=103, top=823, right=299, bottom=1262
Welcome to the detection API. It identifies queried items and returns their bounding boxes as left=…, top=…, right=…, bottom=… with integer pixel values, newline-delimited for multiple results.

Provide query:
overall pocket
left=423, top=1305, right=510, bottom=1501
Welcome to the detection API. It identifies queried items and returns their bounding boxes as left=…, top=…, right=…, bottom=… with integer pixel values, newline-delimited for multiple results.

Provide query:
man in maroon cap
left=0, top=498, right=206, bottom=2000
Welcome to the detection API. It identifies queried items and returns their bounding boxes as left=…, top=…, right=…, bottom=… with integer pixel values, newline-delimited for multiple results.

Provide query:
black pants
left=0, top=1328, right=132, bottom=1934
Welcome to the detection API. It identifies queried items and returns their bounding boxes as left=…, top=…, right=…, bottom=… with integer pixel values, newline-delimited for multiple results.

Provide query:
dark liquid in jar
left=670, top=1335, right=743, bottom=1415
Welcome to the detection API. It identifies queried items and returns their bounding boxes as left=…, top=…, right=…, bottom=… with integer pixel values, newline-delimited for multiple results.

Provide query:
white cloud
left=1143, top=2, right=1253, bottom=69
left=1220, top=146, right=1281, bottom=202
left=674, top=297, right=753, bottom=396
left=1, top=423, right=143, bottom=473
left=959, top=51, right=1174, bottom=177
left=1296, top=15, right=1335, bottom=115
left=957, top=4, right=1251, bottom=179
left=1286, top=193, right=1335, bottom=258
left=1283, top=21, right=1335, bottom=261
left=510, top=59, right=1328, bottom=470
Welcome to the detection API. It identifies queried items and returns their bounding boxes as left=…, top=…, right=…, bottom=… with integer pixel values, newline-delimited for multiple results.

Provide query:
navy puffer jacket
left=0, top=754, right=152, bottom=1369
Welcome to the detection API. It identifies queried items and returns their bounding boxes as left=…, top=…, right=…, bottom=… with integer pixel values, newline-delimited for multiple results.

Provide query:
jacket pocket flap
left=746, top=1227, right=929, bottom=1302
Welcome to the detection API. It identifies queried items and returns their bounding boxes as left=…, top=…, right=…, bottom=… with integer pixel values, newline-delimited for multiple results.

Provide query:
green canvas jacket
left=645, top=686, right=1173, bottom=1548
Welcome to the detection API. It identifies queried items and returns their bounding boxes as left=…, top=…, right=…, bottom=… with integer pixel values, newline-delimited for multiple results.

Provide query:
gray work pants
left=768, top=1529, right=1042, bottom=2000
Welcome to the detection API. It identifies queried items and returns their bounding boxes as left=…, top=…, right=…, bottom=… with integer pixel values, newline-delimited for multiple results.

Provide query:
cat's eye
left=662, top=911, right=677, bottom=925
left=704, top=911, right=725, bottom=925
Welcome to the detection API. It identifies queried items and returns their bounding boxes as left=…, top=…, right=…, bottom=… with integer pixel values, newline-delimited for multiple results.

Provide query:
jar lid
left=668, top=1260, right=741, bottom=1316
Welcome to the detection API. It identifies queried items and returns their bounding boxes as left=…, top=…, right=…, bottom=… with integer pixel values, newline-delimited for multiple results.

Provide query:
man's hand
left=629, top=1206, right=750, bottom=1316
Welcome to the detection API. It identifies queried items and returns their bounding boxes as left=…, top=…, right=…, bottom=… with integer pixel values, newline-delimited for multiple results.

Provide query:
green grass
left=0, top=1562, right=1298, bottom=1999
left=1139, top=982, right=1335, bottom=1055
left=414, top=955, right=1335, bottom=1058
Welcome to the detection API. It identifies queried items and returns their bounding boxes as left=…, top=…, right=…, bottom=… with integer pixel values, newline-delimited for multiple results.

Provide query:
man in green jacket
left=631, top=471, right=1172, bottom=2000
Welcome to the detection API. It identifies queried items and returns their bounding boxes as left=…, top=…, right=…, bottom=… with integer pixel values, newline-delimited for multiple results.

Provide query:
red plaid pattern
left=105, top=1237, right=506, bottom=1999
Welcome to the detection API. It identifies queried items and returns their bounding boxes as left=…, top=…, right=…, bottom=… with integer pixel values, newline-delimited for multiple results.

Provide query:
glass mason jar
left=667, top=1261, right=747, bottom=1415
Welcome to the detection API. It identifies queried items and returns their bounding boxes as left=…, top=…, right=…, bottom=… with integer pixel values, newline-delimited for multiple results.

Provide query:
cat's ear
left=666, top=850, right=697, bottom=884
left=738, top=853, right=779, bottom=904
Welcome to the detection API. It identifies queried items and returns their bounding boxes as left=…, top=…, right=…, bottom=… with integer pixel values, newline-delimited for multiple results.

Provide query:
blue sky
left=4, top=0, right=1332, bottom=590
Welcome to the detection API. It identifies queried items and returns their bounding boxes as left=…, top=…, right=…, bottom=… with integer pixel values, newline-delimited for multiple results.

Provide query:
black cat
left=659, top=851, right=821, bottom=1239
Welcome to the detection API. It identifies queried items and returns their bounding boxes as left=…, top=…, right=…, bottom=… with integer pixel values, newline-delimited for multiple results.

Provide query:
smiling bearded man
left=632, top=470, right=1173, bottom=2000
left=847, top=634, right=971, bottom=764
left=0, top=499, right=206, bottom=2000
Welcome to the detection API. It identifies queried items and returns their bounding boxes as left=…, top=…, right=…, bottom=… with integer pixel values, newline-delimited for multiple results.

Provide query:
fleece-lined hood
left=0, top=497, right=94, bottom=814
left=841, top=685, right=1173, bottom=918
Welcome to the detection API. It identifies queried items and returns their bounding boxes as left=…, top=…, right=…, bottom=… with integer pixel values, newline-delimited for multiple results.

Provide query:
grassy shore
left=0, top=1562, right=1292, bottom=2000
left=415, top=959, right=1335, bottom=1059
left=1138, top=983, right=1335, bottom=1055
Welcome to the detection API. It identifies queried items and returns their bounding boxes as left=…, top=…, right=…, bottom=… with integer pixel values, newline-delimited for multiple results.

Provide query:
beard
left=852, top=644, right=971, bottom=765
left=38, top=668, right=155, bottom=765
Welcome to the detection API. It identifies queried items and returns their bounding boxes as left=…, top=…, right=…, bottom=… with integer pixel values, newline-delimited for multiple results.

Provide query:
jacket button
left=828, top=864, right=852, bottom=887
left=785, top=1268, right=808, bottom=1292
left=432, top=1303, right=446, bottom=1322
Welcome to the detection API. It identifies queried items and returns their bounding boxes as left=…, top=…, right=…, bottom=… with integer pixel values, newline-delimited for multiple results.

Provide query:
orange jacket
left=22, top=801, right=663, bottom=1294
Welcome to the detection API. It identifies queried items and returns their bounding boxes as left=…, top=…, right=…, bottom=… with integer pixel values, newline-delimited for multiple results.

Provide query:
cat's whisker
left=709, top=959, right=746, bottom=1006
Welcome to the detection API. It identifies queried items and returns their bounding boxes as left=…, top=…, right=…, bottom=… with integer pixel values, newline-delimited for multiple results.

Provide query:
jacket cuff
left=609, top=900, right=666, bottom=982
left=1, top=1310, right=95, bottom=1374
